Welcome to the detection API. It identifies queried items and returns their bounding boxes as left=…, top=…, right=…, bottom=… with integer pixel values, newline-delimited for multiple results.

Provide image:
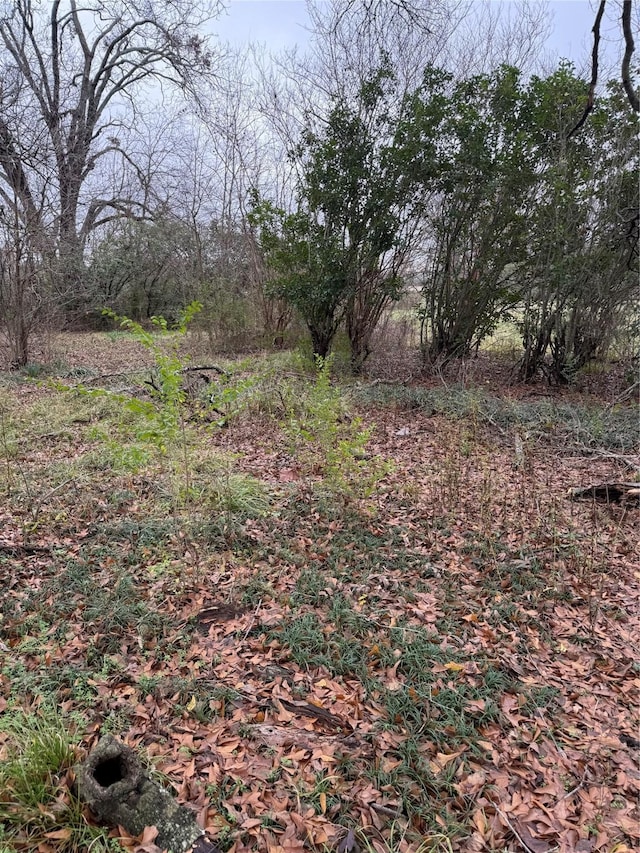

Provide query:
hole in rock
left=93, top=755, right=127, bottom=788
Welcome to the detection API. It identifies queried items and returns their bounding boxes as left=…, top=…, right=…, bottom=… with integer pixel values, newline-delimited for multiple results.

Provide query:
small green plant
left=106, top=329, right=132, bottom=343
left=284, top=355, right=389, bottom=499
left=72, top=303, right=202, bottom=502
left=206, top=469, right=270, bottom=517
left=104, top=302, right=200, bottom=442
left=352, top=821, right=454, bottom=853
left=83, top=432, right=152, bottom=472
left=22, top=362, right=48, bottom=378
left=205, top=367, right=259, bottom=428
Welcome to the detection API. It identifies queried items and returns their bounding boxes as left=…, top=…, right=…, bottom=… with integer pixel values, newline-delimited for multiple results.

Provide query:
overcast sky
left=213, top=1, right=621, bottom=71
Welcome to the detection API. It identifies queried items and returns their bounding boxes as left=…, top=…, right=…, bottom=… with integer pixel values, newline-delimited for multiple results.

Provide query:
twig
left=32, top=430, right=72, bottom=441
left=370, top=802, right=403, bottom=818
left=555, top=772, right=587, bottom=804
left=242, top=598, right=262, bottom=640
left=36, top=477, right=75, bottom=503
left=0, top=542, right=51, bottom=556
left=83, top=370, right=144, bottom=384
left=178, top=365, right=229, bottom=377
left=30, top=477, right=75, bottom=521
left=576, top=448, right=640, bottom=474
left=605, top=380, right=639, bottom=410
left=495, top=806, right=538, bottom=853
left=481, top=411, right=508, bottom=437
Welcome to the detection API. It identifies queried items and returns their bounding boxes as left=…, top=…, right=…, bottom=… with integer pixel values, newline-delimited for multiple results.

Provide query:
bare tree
left=301, top=0, right=551, bottom=95
left=449, top=0, right=552, bottom=76
left=303, top=0, right=463, bottom=97
left=0, top=0, right=222, bottom=363
left=0, top=191, right=42, bottom=367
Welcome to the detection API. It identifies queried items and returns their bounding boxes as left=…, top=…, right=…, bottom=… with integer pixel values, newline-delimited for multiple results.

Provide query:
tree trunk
left=74, top=735, right=221, bottom=853
left=9, top=315, right=29, bottom=368
left=309, top=324, right=333, bottom=359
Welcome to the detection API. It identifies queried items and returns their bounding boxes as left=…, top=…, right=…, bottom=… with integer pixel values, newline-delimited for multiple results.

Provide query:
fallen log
left=568, top=482, right=640, bottom=505
left=241, top=722, right=363, bottom=753
left=74, top=735, right=220, bottom=853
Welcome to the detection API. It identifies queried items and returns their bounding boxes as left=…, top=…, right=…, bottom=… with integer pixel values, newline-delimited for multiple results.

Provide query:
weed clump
left=0, top=708, right=121, bottom=852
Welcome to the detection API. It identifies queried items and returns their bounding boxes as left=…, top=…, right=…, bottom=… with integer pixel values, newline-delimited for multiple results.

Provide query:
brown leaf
left=337, top=828, right=359, bottom=853
left=44, top=828, right=72, bottom=840
left=510, top=822, right=553, bottom=853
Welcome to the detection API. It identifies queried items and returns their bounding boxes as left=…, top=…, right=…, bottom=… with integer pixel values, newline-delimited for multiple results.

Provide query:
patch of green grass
left=296, top=769, right=342, bottom=816
left=97, top=516, right=177, bottom=547
left=13, top=361, right=69, bottom=379
left=352, top=822, right=455, bottom=853
left=290, top=567, right=328, bottom=606
left=193, top=469, right=271, bottom=518
left=274, top=596, right=511, bottom=746
left=275, top=612, right=356, bottom=673
left=272, top=509, right=426, bottom=579
left=192, top=515, right=256, bottom=552
left=0, top=708, right=123, bottom=852
left=364, top=742, right=468, bottom=844
left=328, top=593, right=376, bottom=639
left=25, top=388, right=125, bottom=437
left=520, top=685, right=560, bottom=715
left=1, top=657, right=98, bottom=709
left=82, top=438, right=153, bottom=473
left=203, top=774, right=246, bottom=846
left=38, top=558, right=168, bottom=643
left=106, top=329, right=136, bottom=342
left=240, top=574, right=276, bottom=606
left=354, top=384, right=640, bottom=451
left=271, top=579, right=548, bottom=845
left=0, top=545, right=181, bottom=711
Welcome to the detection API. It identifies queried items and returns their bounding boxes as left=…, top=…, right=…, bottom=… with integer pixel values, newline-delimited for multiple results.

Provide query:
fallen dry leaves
left=0, top=335, right=638, bottom=853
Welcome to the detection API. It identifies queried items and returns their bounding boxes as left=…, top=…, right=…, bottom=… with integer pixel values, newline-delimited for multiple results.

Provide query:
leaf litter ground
left=0, top=334, right=638, bottom=853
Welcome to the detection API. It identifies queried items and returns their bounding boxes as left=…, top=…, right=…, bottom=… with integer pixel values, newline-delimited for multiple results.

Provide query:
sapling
left=104, top=303, right=203, bottom=503
left=284, top=354, right=390, bottom=500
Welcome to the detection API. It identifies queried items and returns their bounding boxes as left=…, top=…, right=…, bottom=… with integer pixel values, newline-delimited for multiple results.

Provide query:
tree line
left=0, top=0, right=637, bottom=383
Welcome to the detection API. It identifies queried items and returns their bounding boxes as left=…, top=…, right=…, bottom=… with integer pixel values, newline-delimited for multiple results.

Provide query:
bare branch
left=621, top=0, right=639, bottom=112
left=568, top=0, right=606, bottom=138
left=0, top=117, right=44, bottom=238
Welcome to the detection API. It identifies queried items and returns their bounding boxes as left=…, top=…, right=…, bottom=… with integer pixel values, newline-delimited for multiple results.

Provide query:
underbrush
left=355, top=383, right=640, bottom=452
left=0, top=344, right=637, bottom=852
